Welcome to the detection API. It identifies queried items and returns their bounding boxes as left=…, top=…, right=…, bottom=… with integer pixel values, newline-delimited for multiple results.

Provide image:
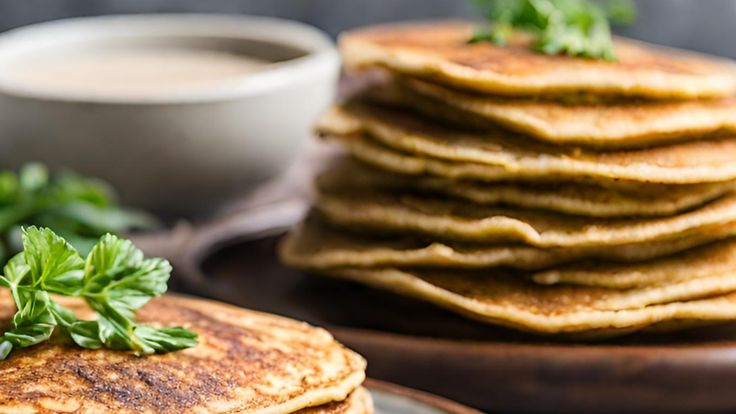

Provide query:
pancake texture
left=315, top=188, right=736, bottom=247
left=318, top=104, right=736, bottom=184
left=397, top=77, right=736, bottom=148
left=330, top=132, right=523, bottom=182
left=340, top=21, right=736, bottom=98
left=326, top=267, right=736, bottom=334
left=534, top=239, right=736, bottom=289
left=282, top=20, right=736, bottom=337
left=281, top=213, right=736, bottom=270
left=0, top=293, right=367, bottom=414
left=318, top=159, right=736, bottom=217
left=328, top=132, right=736, bottom=192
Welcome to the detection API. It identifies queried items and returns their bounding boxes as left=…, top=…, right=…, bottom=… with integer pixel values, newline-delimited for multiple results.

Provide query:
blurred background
left=0, top=0, right=735, bottom=58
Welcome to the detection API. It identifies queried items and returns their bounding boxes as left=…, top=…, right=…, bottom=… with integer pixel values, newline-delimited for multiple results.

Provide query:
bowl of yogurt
left=0, top=14, right=339, bottom=216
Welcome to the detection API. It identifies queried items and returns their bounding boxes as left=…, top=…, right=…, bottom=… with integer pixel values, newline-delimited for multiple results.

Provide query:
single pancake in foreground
left=0, top=293, right=368, bottom=414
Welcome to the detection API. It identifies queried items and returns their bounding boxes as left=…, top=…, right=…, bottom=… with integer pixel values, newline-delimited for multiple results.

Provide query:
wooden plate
left=132, top=204, right=736, bottom=414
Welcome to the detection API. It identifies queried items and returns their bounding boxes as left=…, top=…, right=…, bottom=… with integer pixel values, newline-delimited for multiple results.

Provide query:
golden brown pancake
left=319, top=158, right=736, bottom=217
left=0, top=294, right=367, bottom=414
left=315, top=187, right=736, bottom=247
left=318, top=103, right=736, bottom=184
left=534, top=238, right=736, bottom=289
left=325, top=267, right=736, bottom=335
left=327, top=131, right=727, bottom=191
left=280, top=213, right=736, bottom=270
left=340, top=21, right=736, bottom=99
left=394, top=77, right=736, bottom=149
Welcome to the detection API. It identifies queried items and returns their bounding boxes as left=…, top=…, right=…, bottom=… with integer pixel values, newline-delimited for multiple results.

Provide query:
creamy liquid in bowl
left=1, top=46, right=271, bottom=97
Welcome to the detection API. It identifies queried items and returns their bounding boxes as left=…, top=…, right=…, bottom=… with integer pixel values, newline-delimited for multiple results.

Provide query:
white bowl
left=0, top=14, right=339, bottom=217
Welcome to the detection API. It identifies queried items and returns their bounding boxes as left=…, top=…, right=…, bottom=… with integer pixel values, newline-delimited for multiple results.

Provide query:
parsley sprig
left=0, top=163, right=158, bottom=264
left=469, top=0, right=636, bottom=60
left=0, top=227, right=197, bottom=360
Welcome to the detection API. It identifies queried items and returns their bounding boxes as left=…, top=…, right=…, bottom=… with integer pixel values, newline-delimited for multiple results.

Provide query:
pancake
left=315, top=188, right=736, bottom=247
left=329, top=132, right=736, bottom=191
left=332, top=131, right=528, bottom=182
left=340, top=21, right=736, bottom=99
left=534, top=238, right=736, bottom=289
left=396, top=77, right=736, bottom=149
left=318, top=159, right=736, bottom=217
left=318, top=103, right=736, bottom=184
left=0, top=293, right=367, bottom=414
left=325, top=267, right=736, bottom=334
left=299, top=387, right=372, bottom=414
left=280, top=213, right=736, bottom=270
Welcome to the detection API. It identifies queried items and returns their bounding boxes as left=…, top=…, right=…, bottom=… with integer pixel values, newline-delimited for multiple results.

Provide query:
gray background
left=0, top=0, right=734, bottom=58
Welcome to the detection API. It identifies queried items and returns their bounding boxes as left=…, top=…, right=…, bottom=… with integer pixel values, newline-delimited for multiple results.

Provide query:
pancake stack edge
left=280, top=21, right=736, bottom=337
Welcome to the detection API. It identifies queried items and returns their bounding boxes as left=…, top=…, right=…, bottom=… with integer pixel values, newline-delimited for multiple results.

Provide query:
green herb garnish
left=0, top=163, right=158, bottom=264
left=0, top=227, right=197, bottom=360
left=469, top=0, right=636, bottom=60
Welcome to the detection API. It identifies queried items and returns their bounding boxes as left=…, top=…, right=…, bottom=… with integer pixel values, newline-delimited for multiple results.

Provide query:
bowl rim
left=0, top=14, right=340, bottom=105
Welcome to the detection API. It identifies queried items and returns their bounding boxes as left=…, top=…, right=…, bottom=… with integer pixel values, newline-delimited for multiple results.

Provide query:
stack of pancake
left=281, top=22, right=736, bottom=336
left=0, top=293, right=371, bottom=413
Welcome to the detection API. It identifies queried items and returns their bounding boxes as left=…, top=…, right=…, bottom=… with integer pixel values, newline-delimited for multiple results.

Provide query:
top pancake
left=0, top=294, right=366, bottom=414
left=340, top=21, right=736, bottom=99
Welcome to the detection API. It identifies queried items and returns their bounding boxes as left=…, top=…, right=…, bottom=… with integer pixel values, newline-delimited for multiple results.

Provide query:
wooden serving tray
left=132, top=206, right=736, bottom=414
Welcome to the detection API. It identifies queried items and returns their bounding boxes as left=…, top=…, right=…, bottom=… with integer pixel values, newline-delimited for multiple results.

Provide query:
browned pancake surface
left=280, top=212, right=736, bottom=270
left=329, top=267, right=736, bottom=334
left=341, top=21, right=736, bottom=98
left=0, top=294, right=366, bottom=414
left=318, top=103, right=736, bottom=184
left=395, top=77, right=736, bottom=148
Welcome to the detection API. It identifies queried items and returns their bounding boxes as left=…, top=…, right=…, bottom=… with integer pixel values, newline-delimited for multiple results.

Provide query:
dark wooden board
left=161, top=228, right=736, bottom=414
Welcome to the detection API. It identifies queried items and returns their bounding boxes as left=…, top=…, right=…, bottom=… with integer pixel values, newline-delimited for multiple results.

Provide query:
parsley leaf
left=0, top=227, right=197, bottom=359
left=21, top=226, right=85, bottom=294
left=470, top=0, right=637, bottom=60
